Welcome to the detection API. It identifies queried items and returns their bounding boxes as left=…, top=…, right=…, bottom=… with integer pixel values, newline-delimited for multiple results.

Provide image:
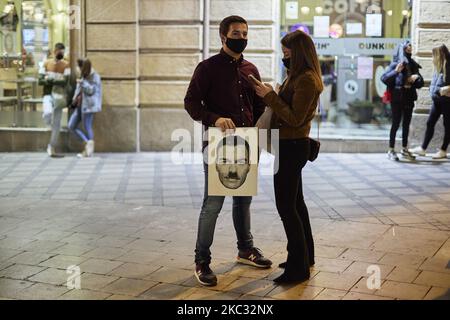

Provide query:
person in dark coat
left=410, top=44, right=450, bottom=159
left=381, top=40, right=424, bottom=161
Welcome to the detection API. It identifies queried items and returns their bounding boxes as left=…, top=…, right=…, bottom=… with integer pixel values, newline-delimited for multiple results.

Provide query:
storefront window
left=0, top=0, right=70, bottom=128
left=281, top=0, right=412, bottom=138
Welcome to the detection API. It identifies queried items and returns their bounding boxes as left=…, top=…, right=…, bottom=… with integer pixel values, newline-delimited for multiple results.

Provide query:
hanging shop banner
left=314, top=38, right=406, bottom=56
left=357, top=57, right=374, bottom=79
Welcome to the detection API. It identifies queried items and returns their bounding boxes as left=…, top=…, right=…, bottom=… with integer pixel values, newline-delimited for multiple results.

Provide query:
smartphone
left=248, top=74, right=261, bottom=86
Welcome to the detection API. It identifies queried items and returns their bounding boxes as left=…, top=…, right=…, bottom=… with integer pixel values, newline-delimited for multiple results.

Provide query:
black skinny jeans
left=422, top=101, right=450, bottom=151
left=390, top=101, right=414, bottom=149
left=274, top=138, right=315, bottom=277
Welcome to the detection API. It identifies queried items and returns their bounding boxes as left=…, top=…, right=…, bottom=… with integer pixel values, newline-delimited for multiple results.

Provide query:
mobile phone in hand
left=248, top=74, right=261, bottom=86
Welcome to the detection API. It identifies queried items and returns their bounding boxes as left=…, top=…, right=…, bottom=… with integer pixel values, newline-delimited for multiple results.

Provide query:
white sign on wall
left=285, top=1, right=298, bottom=20
left=357, top=57, right=374, bottom=79
left=346, top=22, right=363, bottom=35
left=344, top=80, right=359, bottom=95
left=366, top=14, right=382, bottom=37
left=314, top=16, right=330, bottom=38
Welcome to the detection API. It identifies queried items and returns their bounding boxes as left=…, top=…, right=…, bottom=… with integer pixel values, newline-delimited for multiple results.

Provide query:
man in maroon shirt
left=185, top=15, right=272, bottom=287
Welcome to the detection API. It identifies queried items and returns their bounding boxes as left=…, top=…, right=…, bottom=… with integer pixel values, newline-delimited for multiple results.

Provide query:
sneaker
left=77, top=150, right=88, bottom=158
left=432, top=149, right=448, bottom=159
left=401, top=148, right=416, bottom=160
left=194, top=264, right=217, bottom=287
left=86, top=140, right=95, bottom=157
left=237, top=247, right=272, bottom=268
left=47, top=144, right=55, bottom=157
left=387, top=150, right=399, bottom=161
left=409, top=146, right=426, bottom=156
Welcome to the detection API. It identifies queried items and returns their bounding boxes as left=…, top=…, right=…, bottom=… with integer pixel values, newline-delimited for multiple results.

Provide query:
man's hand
left=395, top=63, right=405, bottom=73
left=215, top=117, right=236, bottom=132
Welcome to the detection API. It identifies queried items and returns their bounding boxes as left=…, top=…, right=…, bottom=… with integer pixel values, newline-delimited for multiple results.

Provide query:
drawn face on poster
left=207, top=128, right=258, bottom=196
left=215, top=135, right=251, bottom=189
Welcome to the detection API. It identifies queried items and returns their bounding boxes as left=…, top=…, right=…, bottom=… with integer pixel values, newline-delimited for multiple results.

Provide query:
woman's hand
left=440, top=85, right=450, bottom=97
left=395, top=63, right=405, bottom=73
left=407, top=74, right=419, bottom=84
left=254, top=82, right=274, bottom=98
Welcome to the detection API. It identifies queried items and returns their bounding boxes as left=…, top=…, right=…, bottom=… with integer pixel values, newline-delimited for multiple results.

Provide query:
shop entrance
left=280, top=0, right=412, bottom=139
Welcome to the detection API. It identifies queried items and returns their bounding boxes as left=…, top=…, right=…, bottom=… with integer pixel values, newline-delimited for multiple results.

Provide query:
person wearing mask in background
left=185, top=15, right=272, bottom=287
left=410, top=45, right=450, bottom=159
left=252, top=30, right=323, bottom=283
left=68, top=58, right=102, bottom=158
left=381, top=41, right=424, bottom=161
left=39, top=43, right=70, bottom=157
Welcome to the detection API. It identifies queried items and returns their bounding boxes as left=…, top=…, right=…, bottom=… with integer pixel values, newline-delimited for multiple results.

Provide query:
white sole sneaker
left=236, top=257, right=272, bottom=269
left=432, top=152, right=448, bottom=159
left=409, top=147, right=426, bottom=156
left=193, top=270, right=217, bottom=287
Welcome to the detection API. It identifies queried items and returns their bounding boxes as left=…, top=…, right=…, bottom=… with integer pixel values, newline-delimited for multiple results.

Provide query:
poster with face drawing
left=207, top=127, right=258, bottom=196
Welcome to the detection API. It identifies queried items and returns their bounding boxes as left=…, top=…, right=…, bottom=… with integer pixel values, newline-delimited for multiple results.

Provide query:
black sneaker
left=237, top=247, right=272, bottom=268
left=194, top=264, right=217, bottom=287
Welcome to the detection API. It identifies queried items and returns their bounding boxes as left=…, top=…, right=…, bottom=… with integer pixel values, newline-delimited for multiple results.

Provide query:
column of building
left=410, top=0, right=450, bottom=149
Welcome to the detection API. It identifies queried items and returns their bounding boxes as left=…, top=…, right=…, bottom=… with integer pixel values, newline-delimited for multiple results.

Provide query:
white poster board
left=366, top=14, right=382, bottom=37
left=346, top=22, right=363, bottom=35
left=357, top=57, right=374, bottom=79
left=285, top=1, right=299, bottom=20
left=314, top=16, right=330, bottom=38
left=207, top=128, right=258, bottom=196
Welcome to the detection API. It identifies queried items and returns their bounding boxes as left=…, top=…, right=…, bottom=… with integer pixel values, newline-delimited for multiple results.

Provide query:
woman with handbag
left=251, top=30, right=323, bottom=283
left=381, top=41, right=424, bottom=161
left=410, top=44, right=450, bottom=159
left=68, top=59, right=102, bottom=157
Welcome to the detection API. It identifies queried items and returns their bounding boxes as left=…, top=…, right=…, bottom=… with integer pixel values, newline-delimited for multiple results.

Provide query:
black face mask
left=56, top=53, right=64, bottom=60
left=282, top=58, right=291, bottom=69
left=225, top=38, right=248, bottom=54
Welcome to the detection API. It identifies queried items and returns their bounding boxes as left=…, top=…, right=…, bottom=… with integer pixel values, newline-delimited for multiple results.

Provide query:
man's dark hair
left=55, top=43, right=65, bottom=50
left=219, top=15, right=248, bottom=37
left=217, top=135, right=250, bottom=163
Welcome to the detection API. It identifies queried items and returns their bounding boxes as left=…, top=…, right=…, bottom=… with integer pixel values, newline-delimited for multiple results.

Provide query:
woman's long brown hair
left=281, top=30, right=324, bottom=92
left=432, top=44, right=449, bottom=82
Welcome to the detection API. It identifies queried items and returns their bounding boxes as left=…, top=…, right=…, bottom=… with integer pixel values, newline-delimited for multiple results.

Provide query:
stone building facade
left=81, top=0, right=280, bottom=152
left=410, top=0, right=450, bottom=150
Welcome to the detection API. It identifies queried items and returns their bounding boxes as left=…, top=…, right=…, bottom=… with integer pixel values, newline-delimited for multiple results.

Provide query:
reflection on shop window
left=281, top=0, right=412, bottom=138
left=0, top=0, right=70, bottom=129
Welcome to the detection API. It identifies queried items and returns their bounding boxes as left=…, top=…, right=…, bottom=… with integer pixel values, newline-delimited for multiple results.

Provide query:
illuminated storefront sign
left=314, top=38, right=406, bottom=56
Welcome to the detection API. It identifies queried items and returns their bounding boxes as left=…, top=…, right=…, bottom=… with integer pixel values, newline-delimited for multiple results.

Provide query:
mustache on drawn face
left=224, top=171, right=240, bottom=180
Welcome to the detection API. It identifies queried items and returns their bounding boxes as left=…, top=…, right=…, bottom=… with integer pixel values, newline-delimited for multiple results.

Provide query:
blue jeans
left=194, top=163, right=254, bottom=265
left=68, top=108, right=94, bottom=143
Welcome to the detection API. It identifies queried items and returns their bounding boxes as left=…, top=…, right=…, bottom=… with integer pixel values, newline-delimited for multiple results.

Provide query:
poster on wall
left=357, top=57, right=374, bottom=79
left=314, top=16, right=330, bottom=38
left=207, top=128, right=258, bottom=196
left=346, top=22, right=363, bottom=35
left=366, top=14, right=382, bottom=37
left=285, top=1, right=299, bottom=20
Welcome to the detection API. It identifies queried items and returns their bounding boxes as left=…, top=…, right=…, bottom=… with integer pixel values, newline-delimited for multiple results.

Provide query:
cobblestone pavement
left=0, top=152, right=449, bottom=300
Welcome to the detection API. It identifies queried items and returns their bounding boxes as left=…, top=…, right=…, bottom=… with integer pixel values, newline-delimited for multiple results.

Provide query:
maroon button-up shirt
left=184, top=49, right=266, bottom=129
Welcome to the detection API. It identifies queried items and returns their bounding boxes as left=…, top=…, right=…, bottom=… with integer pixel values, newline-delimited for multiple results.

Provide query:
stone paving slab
left=0, top=152, right=449, bottom=300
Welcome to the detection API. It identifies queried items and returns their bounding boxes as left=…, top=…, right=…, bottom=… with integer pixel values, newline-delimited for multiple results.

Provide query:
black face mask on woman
left=225, top=38, right=248, bottom=54
left=282, top=58, right=291, bottom=69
